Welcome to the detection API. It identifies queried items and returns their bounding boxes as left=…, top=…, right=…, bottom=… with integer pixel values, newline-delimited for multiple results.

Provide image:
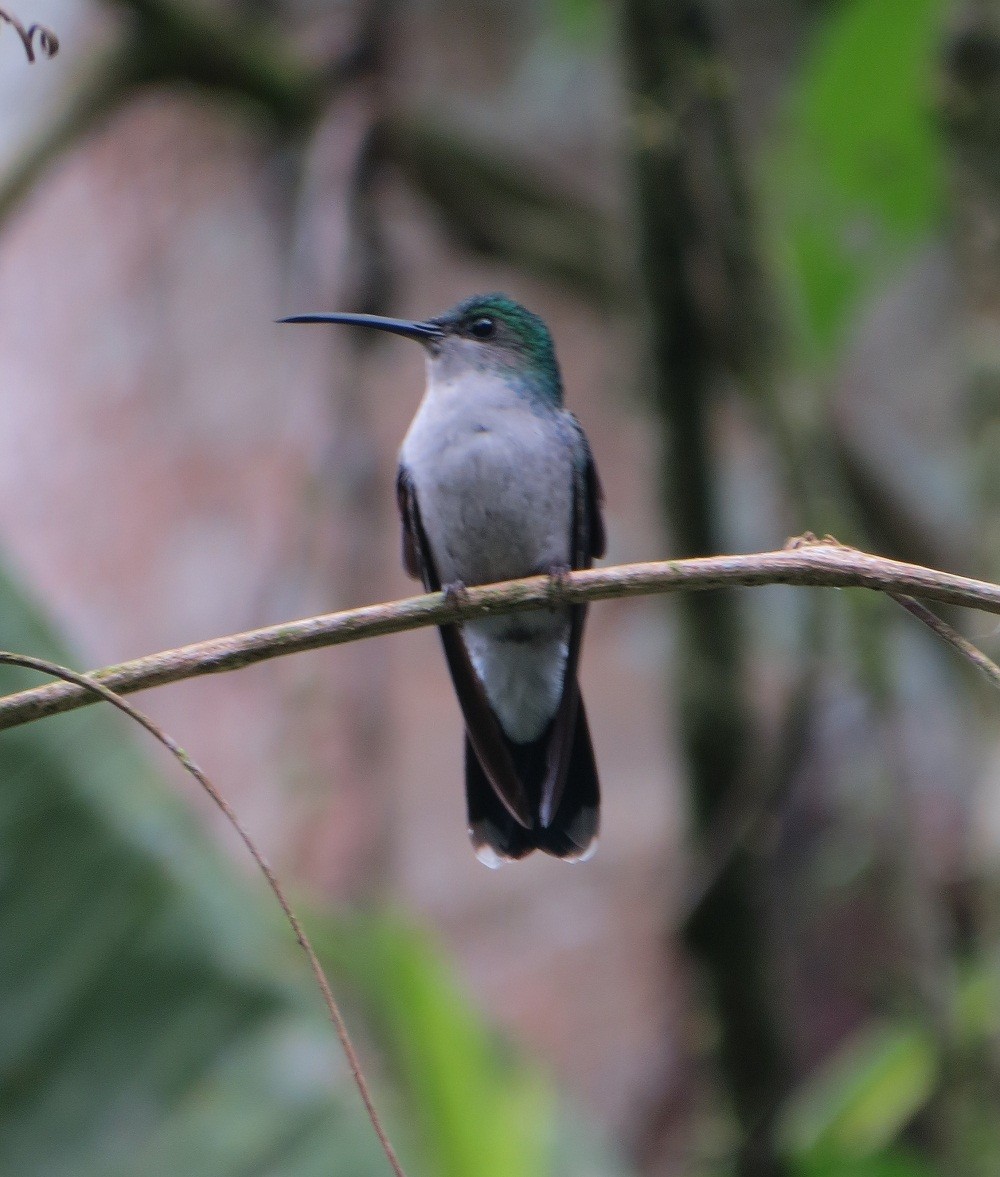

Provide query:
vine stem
left=0, top=651, right=407, bottom=1177
left=0, top=7, right=57, bottom=60
left=4, top=541, right=1000, bottom=732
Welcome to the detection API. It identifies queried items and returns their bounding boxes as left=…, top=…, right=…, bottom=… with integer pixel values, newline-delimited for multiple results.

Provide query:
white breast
left=399, top=370, right=575, bottom=588
left=400, top=367, right=576, bottom=741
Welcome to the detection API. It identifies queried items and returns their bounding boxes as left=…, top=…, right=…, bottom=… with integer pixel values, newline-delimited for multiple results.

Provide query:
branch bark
left=2, top=543, right=1000, bottom=732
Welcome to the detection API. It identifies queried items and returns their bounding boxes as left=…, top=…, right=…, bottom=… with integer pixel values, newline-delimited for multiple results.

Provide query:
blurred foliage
left=770, top=842, right=1000, bottom=1167
left=770, top=0, right=949, bottom=358
left=729, top=0, right=1000, bottom=1172
left=322, top=913, right=553, bottom=1177
left=780, top=963, right=1000, bottom=1174
left=792, top=1152, right=936, bottom=1177
left=784, top=1022, right=938, bottom=1161
left=0, top=558, right=593, bottom=1176
left=548, top=0, right=608, bottom=44
left=316, top=912, right=631, bottom=1177
left=0, top=556, right=383, bottom=1174
left=1, top=0, right=1000, bottom=1174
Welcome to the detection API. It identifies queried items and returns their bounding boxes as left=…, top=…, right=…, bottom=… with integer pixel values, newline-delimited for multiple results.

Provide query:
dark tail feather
left=465, top=699, right=600, bottom=866
left=535, top=702, right=600, bottom=860
left=465, top=738, right=536, bottom=865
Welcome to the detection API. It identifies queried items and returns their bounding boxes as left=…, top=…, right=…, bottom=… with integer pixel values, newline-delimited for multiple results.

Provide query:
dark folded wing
left=538, top=429, right=605, bottom=827
left=396, top=465, right=532, bottom=828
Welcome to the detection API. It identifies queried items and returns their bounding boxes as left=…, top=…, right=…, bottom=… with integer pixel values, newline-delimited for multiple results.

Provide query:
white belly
left=400, top=375, right=576, bottom=741
left=400, top=381, right=575, bottom=587
left=464, top=621, right=568, bottom=743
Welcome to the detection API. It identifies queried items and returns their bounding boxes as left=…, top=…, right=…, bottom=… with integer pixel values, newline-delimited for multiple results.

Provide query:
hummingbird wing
left=465, top=430, right=604, bottom=862
left=575, top=428, right=606, bottom=565
left=396, top=465, right=533, bottom=829
left=536, top=426, right=605, bottom=829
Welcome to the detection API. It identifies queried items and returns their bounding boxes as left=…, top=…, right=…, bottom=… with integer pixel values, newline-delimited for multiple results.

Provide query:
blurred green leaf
left=782, top=961, right=1000, bottom=1172
left=955, top=958, right=1000, bottom=1046
left=319, top=912, right=553, bottom=1177
left=318, top=911, right=633, bottom=1177
left=792, top=1147, right=936, bottom=1177
left=548, top=0, right=607, bottom=43
left=0, top=559, right=390, bottom=1175
left=769, top=0, right=949, bottom=356
left=779, top=1020, right=936, bottom=1160
left=0, top=558, right=621, bottom=1176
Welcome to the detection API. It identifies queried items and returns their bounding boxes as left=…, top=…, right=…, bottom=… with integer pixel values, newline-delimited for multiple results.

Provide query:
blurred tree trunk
left=619, top=3, right=791, bottom=1174
left=944, top=1, right=1000, bottom=574
left=933, top=0, right=1000, bottom=1159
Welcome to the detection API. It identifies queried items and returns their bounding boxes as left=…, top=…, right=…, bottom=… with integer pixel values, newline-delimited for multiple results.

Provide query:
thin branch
left=4, top=543, right=1000, bottom=732
left=680, top=590, right=1000, bottom=927
left=889, top=592, right=1000, bottom=689
left=0, top=650, right=406, bottom=1177
left=0, top=3, right=363, bottom=230
left=0, top=6, right=58, bottom=61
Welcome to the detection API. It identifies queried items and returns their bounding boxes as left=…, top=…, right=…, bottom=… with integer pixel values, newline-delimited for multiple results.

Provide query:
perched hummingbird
left=280, top=294, right=605, bottom=866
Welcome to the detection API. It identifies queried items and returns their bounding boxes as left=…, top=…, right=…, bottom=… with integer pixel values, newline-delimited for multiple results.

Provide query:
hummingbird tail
left=465, top=699, right=600, bottom=867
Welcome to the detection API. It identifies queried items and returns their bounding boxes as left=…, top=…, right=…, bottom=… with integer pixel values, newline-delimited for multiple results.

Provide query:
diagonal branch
left=889, top=592, right=1000, bottom=689
left=3, top=543, right=1000, bottom=732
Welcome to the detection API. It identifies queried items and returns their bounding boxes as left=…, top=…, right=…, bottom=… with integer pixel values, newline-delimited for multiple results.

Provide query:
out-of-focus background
left=1, top=1, right=999, bottom=1174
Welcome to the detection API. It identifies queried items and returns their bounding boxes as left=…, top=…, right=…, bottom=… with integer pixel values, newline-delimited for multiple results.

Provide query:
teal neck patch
left=433, top=293, right=563, bottom=406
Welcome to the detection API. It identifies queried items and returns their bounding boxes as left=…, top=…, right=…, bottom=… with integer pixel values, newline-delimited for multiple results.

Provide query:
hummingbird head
left=426, top=293, right=562, bottom=404
left=279, top=293, right=563, bottom=406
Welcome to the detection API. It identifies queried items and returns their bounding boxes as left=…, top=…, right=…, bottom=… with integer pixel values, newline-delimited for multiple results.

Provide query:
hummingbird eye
left=468, top=316, right=496, bottom=339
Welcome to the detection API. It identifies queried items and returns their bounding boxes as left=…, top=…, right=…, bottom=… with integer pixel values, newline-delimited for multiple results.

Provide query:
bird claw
left=545, top=562, right=572, bottom=603
left=442, top=580, right=471, bottom=609
left=784, top=531, right=851, bottom=551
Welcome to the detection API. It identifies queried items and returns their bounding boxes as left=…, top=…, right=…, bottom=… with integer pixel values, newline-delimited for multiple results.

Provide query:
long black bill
left=277, top=312, right=442, bottom=343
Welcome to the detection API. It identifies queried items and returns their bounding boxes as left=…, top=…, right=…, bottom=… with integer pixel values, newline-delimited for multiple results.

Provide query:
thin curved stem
left=0, top=651, right=407, bottom=1177
left=0, top=7, right=58, bottom=62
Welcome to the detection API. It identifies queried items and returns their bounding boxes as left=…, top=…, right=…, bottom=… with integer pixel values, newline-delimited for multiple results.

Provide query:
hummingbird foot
left=545, top=562, right=572, bottom=607
left=442, top=580, right=471, bottom=611
left=784, top=530, right=849, bottom=551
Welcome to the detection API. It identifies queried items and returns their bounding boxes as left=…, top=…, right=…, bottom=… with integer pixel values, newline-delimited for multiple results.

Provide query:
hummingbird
left=280, top=294, right=605, bottom=866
